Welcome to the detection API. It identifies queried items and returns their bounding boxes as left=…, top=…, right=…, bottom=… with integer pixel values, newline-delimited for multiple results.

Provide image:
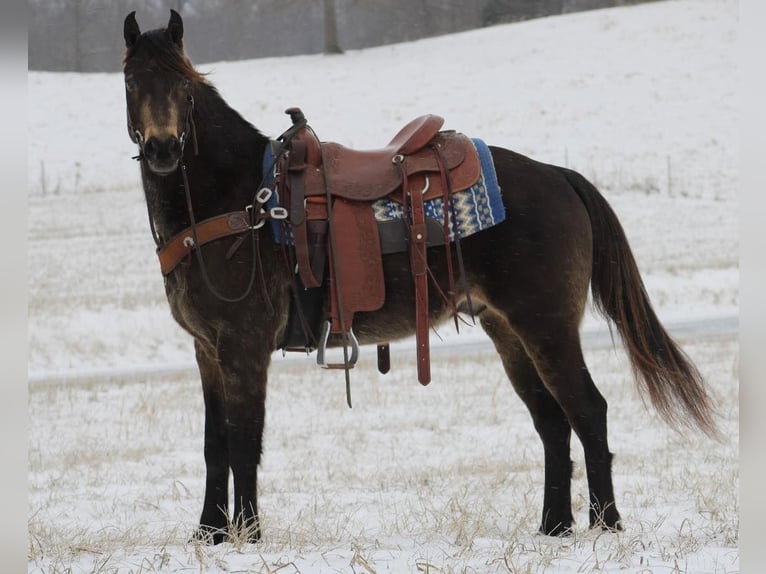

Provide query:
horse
left=122, top=10, right=718, bottom=544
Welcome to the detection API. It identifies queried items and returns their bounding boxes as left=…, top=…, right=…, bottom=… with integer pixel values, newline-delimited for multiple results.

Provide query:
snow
left=28, top=0, right=738, bottom=572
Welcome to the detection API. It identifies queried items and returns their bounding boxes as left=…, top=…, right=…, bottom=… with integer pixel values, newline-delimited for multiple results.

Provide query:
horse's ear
left=124, top=11, right=140, bottom=48
left=167, top=9, right=184, bottom=47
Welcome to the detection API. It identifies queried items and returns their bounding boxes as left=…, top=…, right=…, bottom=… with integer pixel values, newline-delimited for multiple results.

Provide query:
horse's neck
left=143, top=89, right=269, bottom=243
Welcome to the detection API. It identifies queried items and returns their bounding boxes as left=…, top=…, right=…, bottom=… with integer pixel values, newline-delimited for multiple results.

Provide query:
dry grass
left=28, top=337, right=738, bottom=573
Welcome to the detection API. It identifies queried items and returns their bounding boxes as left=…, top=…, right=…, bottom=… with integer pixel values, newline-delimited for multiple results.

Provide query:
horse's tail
left=562, top=168, right=719, bottom=439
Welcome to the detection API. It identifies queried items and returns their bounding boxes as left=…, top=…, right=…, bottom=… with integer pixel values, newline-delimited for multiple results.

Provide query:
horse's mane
left=123, top=29, right=208, bottom=84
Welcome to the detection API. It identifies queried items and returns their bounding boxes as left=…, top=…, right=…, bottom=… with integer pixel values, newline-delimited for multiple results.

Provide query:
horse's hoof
left=591, top=519, right=623, bottom=532
left=539, top=519, right=574, bottom=537
left=191, top=525, right=228, bottom=545
left=247, top=531, right=262, bottom=544
left=241, top=524, right=262, bottom=544
left=589, top=507, right=622, bottom=532
left=226, top=520, right=262, bottom=545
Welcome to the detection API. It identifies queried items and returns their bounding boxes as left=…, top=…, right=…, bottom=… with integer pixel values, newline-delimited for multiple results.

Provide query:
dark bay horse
left=122, top=10, right=718, bottom=544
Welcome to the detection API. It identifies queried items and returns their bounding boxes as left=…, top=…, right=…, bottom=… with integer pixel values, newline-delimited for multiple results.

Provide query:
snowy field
left=28, top=0, right=738, bottom=572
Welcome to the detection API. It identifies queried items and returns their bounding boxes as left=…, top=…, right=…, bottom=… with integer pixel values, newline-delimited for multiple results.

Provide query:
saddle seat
left=297, top=114, right=480, bottom=205
left=317, top=114, right=444, bottom=199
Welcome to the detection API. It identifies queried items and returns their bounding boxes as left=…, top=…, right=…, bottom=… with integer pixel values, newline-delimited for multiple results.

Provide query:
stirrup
left=316, top=320, right=359, bottom=369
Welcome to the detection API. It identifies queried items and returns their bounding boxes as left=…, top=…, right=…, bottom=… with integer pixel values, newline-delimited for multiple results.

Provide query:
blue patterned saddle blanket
left=264, top=137, right=505, bottom=244
left=372, top=138, right=504, bottom=241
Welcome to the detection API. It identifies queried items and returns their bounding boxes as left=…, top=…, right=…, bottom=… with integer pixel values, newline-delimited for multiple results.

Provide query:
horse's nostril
left=144, top=137, right=180, bottom=162
left=144, top=138, right=158, bottom=159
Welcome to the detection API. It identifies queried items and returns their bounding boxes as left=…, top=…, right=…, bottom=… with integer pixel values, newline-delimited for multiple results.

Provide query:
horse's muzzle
left=143, top=135, right=182, bottom=175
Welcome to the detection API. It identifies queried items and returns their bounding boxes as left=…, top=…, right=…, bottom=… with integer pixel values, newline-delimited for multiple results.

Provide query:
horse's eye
left=125, top=78, right=136, bottom=94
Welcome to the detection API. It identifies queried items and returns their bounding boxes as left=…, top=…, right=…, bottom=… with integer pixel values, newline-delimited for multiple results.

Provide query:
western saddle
left=156, top=108, right=483, bottom=390
left=278, top=108, right=481, bottom=386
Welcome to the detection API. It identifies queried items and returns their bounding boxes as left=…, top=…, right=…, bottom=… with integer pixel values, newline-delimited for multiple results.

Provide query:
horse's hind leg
left=195, top=340, right=230, bottom=544
left=480, top=311, right=574, bottom=535
left=482, top=308, right=622, bottom=533
left=518, top=320, right=621, bottom=532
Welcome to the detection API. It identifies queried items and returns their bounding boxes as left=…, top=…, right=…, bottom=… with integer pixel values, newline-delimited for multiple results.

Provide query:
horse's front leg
left=195, top=340, right=230, bottom=544
left=218, top=339, right=270, bottom=543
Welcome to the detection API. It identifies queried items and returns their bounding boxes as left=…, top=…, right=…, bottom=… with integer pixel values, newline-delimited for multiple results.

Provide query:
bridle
left=127, top=79, right=303, bottom=305
left=129, top=84, right=263, bottom=303
left=130, top=88, right=197, bottom=248
left=129, top=79, right=197, bottom=161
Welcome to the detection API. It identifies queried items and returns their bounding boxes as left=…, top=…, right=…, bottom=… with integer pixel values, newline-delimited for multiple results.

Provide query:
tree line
left=29, top=0, right=660, bottom=73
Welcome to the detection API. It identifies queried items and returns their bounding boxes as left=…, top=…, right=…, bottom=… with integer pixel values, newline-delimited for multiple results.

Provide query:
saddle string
left=395, top=147, right=475, bottom=341
left=433, top=144, right=475, bottom=326
left=431, top=145, right=460, bottom=331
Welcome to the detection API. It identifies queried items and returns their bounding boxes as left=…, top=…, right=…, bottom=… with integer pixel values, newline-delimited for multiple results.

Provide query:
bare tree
left=73, top=0, right=82, bottom=71
left=323, top=0, right=342, bottom=54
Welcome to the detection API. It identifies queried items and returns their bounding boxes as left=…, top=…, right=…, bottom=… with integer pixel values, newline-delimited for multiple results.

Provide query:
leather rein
left=129, top=90, right=302, bottom=304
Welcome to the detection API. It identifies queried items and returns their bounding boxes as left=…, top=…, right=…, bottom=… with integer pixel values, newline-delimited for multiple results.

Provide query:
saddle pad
left=371, top=138, right=504, bottom=242
left=263, top=137, right=505, bottom=244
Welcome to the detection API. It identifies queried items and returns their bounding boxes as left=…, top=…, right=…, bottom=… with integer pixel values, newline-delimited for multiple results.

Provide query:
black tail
left=563, top=169, right=719, bottom=438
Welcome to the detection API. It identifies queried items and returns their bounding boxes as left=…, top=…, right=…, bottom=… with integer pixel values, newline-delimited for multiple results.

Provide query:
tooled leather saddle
left=278, top=108, right=481, bottom=385
left=156, top=108, right=482, bottom=388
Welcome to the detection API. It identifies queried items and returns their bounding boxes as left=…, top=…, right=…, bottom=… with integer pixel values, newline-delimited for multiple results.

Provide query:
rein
left=130, top=92, right=306, bottom=305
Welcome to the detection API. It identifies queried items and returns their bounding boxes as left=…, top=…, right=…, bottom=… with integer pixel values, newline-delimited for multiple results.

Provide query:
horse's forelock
left=123, top=29, right=207, bottom=84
